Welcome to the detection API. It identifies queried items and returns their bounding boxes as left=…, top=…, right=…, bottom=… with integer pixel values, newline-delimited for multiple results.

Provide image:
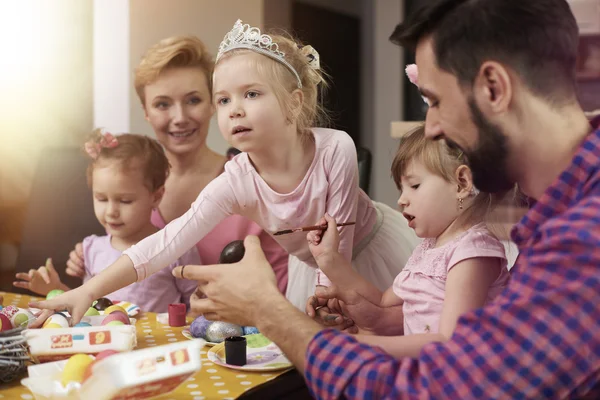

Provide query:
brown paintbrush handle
left=301, top=222, right=356, bottom=232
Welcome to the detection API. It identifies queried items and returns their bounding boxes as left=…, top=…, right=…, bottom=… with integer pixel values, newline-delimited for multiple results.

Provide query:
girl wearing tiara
left=16, top=131, right=198, bottom=313
left=32, top=20, right=419, bottom=321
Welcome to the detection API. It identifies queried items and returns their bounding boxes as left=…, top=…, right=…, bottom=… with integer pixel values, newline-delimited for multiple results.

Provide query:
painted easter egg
left=243, top=326, right=260, bottom=335
left=205, top=321, right=243, bottom=343
left=190, top=315, right=212, bottom=339
left=11, top=308, right=35, bottom=328
left=61, top=354, right=94, bottom=386
left=46, top=289, right=64, bottom=300
left=1, top=305, right=18, bottom=320
left=219, top=240, right=245, bottom=264
left=93, top=297, right=113, bottom=311
left=74, top=322, right=92, bottom=328
left=83, top=350, right=120, bottom=382
left=95, top=349, right=120, bottom=361
left=101, top=313, right=130, bottom=326
left=103, top=305, right=127, bottom=316
left=0, top=314, right=11, bottom=332
left=42, top=313, right=69, bottom=329
left=105, top=320, right=125, bottom=327
left=84, top=307, right=100, bottom=316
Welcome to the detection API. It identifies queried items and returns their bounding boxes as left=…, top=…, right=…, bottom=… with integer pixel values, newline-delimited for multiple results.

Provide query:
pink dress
left=82, top=234, right=198, bottom=313
left=151, top=210, right=288, bottom=294
left=393, top=224, right=509, bottom=335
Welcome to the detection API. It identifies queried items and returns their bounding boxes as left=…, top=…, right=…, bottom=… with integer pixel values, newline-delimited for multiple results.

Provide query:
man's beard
left=445, top=98, right=515, bottom=193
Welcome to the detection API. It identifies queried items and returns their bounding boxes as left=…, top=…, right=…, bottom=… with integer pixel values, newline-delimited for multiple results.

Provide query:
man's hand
left=306, top=294, right=358, bottom=333
left=173, top=235, right=282, bottom=327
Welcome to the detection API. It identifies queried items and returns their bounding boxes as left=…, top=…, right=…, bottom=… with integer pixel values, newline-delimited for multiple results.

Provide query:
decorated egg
left=0, top=314, right=11, bottom=332
left=61, top=354, right=94, bottom=386
left=11, top=308, right=35, bottom=328
left=92, top=297, right=113, bottom=311
left=105, top=320, right=124, bottom=327
left=243, top=326, right=260, bottom=335
left=103, top=305, right=127, bottom=316
left=101, top=313, right=130, bottom=326
left=205, top=321, right=244, bottom=343
left=190, top=315, right=212, bottom=339
left=84, top=307, right=100, bottom=316
left=95, top=349, right=120, bottom=361
left=219, top=240, right=246, bottom=264
left=74, top=322, right=92, bottom=328
left=1, top=305, right=18, bottom=320
left=46, top=289, right=64, bottom=300
left=42, top=313, right=69, bottom=329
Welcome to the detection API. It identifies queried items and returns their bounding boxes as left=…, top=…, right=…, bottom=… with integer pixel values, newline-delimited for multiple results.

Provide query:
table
left=0, top=292, right=311, bottom=400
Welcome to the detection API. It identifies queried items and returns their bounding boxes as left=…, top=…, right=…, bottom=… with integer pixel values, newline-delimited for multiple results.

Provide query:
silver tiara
left=216, top=19, right=303, bottom=88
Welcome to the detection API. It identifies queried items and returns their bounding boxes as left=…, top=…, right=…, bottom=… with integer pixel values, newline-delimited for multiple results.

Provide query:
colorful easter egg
left=95, top=349, right=120, bottom=361
left=105, top=320, right=125, bottom=327
left=74, top=322, right=92, bottom=327
left=61, top=354, right=94, bottom=386
left=46, top=289, right=64, bottom=300
left=43, top=323, right=64, bottom=329
left=0, top=314, right=11, bottom=332
left=11, top=308, right=35, bottom=328
left=42, top=313, right=69, bottom=328
left=101, top=313, right=130, bottom=326
left=103, top=305, right=127, bottom=316
left=243, top=326, right=260, bottom=335
left=205, top=321, right=243, bottom=343
left=93, top=298, right=113, bottom=311
left=84, top=307, right=100, bottom=316
left=1, top=305, right=18, bottom=319
left=190, top=315, right=212, bottom=339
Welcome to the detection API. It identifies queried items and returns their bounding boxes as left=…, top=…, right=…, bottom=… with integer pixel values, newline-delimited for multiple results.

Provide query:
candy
left=46, top=289, right=64, bottom=300
left=103, top=305, right=127, bottom=316
left=205, top=321, right=244, bottom=343
left=61, top=354, right=94, bottom=386
left=0, top=314, right=11, bottom=332
left=92, top=298, right=113, bottom=311
left=84, top=307, right=100, bottom=316
left=219, top=240, right=245, bottom=263
left=101, top=313, right=130, bottom=326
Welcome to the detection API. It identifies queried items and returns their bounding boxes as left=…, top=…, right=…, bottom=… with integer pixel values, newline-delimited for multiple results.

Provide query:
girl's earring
left=458, top=197, right=464, bottom=210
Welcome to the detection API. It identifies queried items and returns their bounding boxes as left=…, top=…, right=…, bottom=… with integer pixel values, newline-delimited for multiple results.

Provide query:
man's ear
left=473, top=61, right=512, bottom=116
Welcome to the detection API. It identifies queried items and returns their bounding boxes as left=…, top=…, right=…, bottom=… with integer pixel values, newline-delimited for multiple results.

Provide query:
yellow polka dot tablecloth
left=0, top=292, right=294, bottom=399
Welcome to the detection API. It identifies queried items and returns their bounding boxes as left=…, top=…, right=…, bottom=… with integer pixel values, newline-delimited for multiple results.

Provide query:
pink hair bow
left=405, top=64, right=429, bottom=106
left=85, top=132, right=119, bottom=159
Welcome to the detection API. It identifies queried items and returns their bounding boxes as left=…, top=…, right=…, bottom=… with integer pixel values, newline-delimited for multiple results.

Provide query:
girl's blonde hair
left=216, top=32, right=330, bottom=139
left=391, top=125, right=511, bottom=231
left=134, top=35, right=214, bottom=105
left=85, top=129, right=170, bottom=193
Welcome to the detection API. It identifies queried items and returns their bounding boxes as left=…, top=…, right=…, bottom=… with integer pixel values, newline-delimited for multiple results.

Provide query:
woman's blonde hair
left=391, top=125, right=511, bottom=231
left=134, top=35, right=214, bottom=105
left=85, top=129, right=170, bottom=193
left=216, top=32, right=330, bottom=139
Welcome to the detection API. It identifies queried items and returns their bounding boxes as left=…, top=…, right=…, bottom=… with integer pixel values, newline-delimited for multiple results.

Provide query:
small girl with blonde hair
left=307, top=125, right=511, bottom=354
left=17, top=130, right=198, bottom=313
left=32, top=20, right=419, bottom=322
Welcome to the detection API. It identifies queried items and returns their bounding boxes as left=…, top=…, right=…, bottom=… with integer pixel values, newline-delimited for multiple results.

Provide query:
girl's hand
left=66, top=242, right=85, bottom=278
left=307, top=214, right=341, bottom=264
left=13, top=258, right=64, bottom=296
left=305, top=294, right=358, bottom=333
left=28, top=286, right=94, bottom=327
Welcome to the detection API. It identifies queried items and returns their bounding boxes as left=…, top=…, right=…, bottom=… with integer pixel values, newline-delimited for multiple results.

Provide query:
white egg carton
left=23, top=316, right=137, bottom=362
left=21, top=339, right=205, bottom=400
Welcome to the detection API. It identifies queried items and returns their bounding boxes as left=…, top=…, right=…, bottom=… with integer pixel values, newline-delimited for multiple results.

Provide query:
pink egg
left=101, top=312, right=130, bottom=326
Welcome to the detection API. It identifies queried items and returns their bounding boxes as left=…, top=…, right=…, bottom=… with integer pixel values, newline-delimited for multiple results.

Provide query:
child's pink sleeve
left=124, top=174, right=237, bottom=281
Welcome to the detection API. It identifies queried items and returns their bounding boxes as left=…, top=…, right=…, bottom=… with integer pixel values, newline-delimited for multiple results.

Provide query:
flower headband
left=84, top=132, right=118, bottom=159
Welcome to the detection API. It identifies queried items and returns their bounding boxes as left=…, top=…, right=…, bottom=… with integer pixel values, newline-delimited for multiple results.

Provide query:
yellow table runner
left=0, top=292, right=293, bottom=400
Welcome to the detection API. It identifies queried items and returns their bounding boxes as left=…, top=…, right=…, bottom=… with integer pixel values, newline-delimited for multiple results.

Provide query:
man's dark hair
left=391, top=0, right=579, bottom=105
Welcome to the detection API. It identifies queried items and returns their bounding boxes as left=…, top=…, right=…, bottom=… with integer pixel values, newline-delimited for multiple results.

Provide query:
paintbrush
left=273, top=222, right=355, bottom=236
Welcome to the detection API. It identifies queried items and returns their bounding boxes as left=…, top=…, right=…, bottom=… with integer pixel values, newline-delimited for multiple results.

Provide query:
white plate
left=181, top=329, right=218, bottom=346
left=207, top=334, right=292, bottom=372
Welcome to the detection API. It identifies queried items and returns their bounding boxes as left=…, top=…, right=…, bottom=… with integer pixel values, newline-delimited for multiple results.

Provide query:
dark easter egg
left=92, top=297, right=113, bottom=311
left=219, top=240, right=246, bottom=264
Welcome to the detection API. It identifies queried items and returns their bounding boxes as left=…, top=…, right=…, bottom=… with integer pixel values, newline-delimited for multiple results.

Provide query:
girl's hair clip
left=405, top=63, right=430, bottom=106
left=300, top=45, right=320, bottom=70
left=85, top=132, right=119, bottom=159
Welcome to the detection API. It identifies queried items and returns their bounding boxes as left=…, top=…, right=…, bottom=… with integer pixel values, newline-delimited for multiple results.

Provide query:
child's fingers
left=12, top=281, right=31, bottom=289
left=45, top=258, right=56, bottom=273
left=28, top=269, right=37, bottom=278
left=38, top=267, right=51, bottom=284
left=15, top=272, right=32, bottom=282
left=75, top=242, right=84, bottom=258
left=29, top=309, right=54, bottom=329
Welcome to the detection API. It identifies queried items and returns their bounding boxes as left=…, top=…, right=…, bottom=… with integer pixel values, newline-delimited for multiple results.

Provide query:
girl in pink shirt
left=308, top=125, right=511, bottom=357
left=15, top=131, right=198, bottom=313
left=32, top=20, right=419, bottom=321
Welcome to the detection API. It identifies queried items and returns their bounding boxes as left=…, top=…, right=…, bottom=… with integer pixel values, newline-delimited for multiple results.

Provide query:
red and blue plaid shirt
left=305, top=123, right=600, bottom=399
